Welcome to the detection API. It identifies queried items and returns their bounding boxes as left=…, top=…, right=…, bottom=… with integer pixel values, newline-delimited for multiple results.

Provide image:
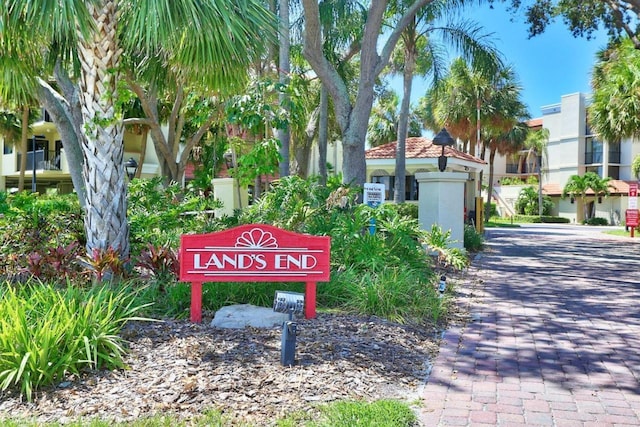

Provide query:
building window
left=371, top=175, right=419, bottom=201
left=3, top=144, right=12, bottom=154
left=608, top=145, right=621, bottom=164
left=586, top=165, right=602, bottom=176
left=608, top=166, right=620, bottom=180
left=585, top=137, right=603, bottom=164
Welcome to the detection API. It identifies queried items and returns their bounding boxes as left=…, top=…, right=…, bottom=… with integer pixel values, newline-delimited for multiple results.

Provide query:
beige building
left=492, top=92, right=640, bottom=224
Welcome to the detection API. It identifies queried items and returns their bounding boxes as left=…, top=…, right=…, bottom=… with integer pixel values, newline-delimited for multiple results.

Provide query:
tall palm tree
left=590, top=37, right=640, bottom=144
left=386, top=0, right=501, bottom=202
left=4, top=1, right=275, bottom=261
left=422, top=60, right=529, bottom=220
left=419, top=57, right=496, bottom=156
left=524, top=127, right=549, bottom=216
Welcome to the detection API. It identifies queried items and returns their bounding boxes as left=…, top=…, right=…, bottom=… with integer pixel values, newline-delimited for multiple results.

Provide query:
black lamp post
left=432, top=128, right=455, bottom=172
left=125, top=157, right=138, bottom=180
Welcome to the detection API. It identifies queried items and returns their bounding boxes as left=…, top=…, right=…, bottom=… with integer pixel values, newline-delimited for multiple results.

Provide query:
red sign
left=626, top=209, right=639, bottom=227
left=180, top=224, right=331, bottom=322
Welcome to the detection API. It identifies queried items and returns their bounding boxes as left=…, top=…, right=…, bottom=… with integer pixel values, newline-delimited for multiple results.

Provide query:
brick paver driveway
left=419, top=224, right=640, bottom=426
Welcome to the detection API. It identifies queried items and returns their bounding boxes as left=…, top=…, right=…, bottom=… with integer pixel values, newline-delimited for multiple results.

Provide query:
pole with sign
left=363, top=183, right=385, bottom=235
left=628, top=183, right=639, bottom=237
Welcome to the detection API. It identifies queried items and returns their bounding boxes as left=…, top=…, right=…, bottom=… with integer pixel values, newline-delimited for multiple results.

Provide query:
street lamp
left=432, top=128, right=455, bottom=172
left=125, top=157, right=138, bottom=180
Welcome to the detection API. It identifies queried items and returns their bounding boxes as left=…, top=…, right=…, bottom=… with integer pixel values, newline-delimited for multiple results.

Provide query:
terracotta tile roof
left=543, top=180, right=635, bottom=196
left=527, top=118, right=543, bottom=128
left=542, top=183, right=562, bottom=196
left=365, top=137, right=486, bottom=164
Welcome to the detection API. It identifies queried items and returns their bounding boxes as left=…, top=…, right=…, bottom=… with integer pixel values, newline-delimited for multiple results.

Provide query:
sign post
left=363, top=183, right=385, bottom=235
left=180, top=224, right=331, bottom=322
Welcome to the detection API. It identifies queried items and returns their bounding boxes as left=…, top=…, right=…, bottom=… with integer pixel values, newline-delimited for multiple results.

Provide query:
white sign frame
left=363, top=183, right=386, bottom=207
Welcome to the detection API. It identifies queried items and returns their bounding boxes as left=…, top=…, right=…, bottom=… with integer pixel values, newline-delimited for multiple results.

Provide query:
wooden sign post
left=179, top=224, right=331, bottom=323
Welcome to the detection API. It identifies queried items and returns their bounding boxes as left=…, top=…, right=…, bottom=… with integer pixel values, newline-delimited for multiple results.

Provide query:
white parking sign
left=363, top=183, right=385, bottom=207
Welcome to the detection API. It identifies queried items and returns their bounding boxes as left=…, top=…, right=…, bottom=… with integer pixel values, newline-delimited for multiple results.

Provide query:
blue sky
left=401, top=3, right=610, bottom=119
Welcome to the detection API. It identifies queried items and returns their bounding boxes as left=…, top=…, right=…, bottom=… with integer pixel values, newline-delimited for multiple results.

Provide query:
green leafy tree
left=301, top=0, right=453, bottom=188
left=225, top=78, right=288, bottom=201
left=491, top=0, right=640, bottom=47
left=2, top=1, right=275, bottom=262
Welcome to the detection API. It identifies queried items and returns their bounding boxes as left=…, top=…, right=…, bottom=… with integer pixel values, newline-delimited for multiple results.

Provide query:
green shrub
left=319, top=266, right=442, bottom=323
left=464, top=225, right=484, bottom=252
left=514, top=186, right=553, bottom=216
left=392, top=202, right=418, bottom=219
left=583, top=217, right=609, bottom=226
left=505, top=214, right=570, bottom=224
left=127, top=178, right=223, bottom=255
left=540, top=216, right=570, bottom=223
left=424, top=225, right=468, bottom=271
left=0, top=282, right=149, bottom=401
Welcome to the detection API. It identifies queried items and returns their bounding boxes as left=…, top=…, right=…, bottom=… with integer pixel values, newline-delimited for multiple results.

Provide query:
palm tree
left=367, top=90, right=422, bottom=147
left=562, top=172, right=612, bottom=221
left=524, top=127, right=550, bottom=216
left=590, top=37, right=640, bottom=144
left=0, top=25, right=41, bottom=192
left=562, top=174, right=592, bottom=222
left=4, top=1, right=275, bottom=262
left=419, top=57, right=497, bottom=156
left=421, top=60, right=530, bottom=220
left=386, top=0, right=501, bottom=202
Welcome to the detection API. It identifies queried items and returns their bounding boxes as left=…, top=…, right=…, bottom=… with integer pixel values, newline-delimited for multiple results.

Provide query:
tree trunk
left=18, top=106, right=28, bottom=192
left=77, top=1, right=130, bottom=260
left=292, top=105, right=318, bottom=178
left=38, top=76, right=87, bottom=207
left=135, top=126, right=148, bottom=179
left=301, top=0, right=431, bottom=188
left=394, top=47, right=416, bottom=203
left=277, top=0, right=290, bottom=178
left=318, top=85, right=329, bottom=186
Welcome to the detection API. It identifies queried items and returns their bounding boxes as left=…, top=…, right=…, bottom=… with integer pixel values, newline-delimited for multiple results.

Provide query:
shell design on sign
left=235, top=228, right=278, bottom=249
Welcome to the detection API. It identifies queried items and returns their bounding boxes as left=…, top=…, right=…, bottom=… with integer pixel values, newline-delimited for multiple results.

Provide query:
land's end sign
left=180, top=224, right=331, bottom=323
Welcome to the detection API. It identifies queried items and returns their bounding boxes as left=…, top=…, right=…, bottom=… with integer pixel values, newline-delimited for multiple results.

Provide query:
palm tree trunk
left=277, top=0, right=290, bottom=178
left=394, top=48, right=415, bottom=203
left=77, top=1, right=130, bottom=260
